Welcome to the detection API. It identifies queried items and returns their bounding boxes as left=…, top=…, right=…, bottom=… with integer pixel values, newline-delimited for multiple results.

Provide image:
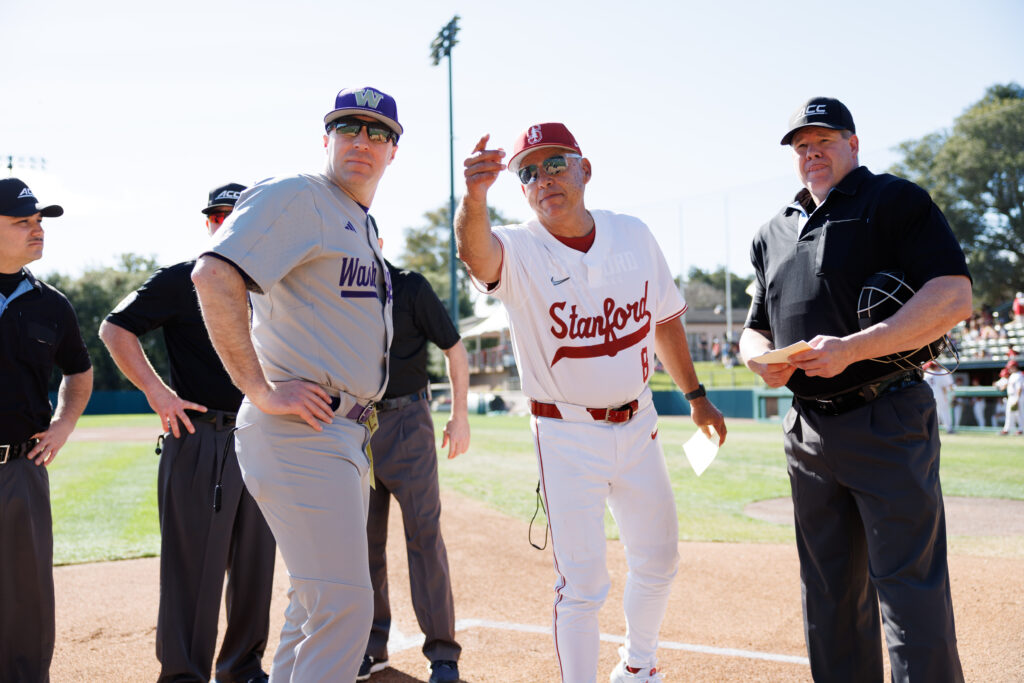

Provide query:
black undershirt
left=0, top=270, right=25, bottom=297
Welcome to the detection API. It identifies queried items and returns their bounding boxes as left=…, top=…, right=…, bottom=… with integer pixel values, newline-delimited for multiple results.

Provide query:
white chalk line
left=388, top=618, right=809, bottom=666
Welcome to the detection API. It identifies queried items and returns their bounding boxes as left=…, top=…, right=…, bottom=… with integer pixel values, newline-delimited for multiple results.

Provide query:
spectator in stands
left=1013, top=292, right=1024, bottom=327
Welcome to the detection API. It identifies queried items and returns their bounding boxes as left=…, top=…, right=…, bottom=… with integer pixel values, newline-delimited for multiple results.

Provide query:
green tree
left=396, top=203, right=517, bottom=321
left=683, top=266, right=753, bottom=310
left=889, top=83, right=1024, bottom=307
left=45, top=254, right=167, bottom=391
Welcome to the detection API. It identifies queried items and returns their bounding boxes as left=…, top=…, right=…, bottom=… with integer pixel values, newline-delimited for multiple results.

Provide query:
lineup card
left=751, top=341, right=812, bottom=365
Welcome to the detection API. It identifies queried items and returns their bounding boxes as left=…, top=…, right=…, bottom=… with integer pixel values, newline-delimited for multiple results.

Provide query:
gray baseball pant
left=0, top=456, right=53, bottom=683
left=235, top=401, right=373, bottom=683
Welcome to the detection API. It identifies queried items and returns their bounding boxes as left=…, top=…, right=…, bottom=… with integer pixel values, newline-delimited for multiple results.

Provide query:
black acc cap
left=780, top=97, right=856, bottom=146
left=202, top=182, right=247, bottom=215
left=0, top=178, right=64, bottom=218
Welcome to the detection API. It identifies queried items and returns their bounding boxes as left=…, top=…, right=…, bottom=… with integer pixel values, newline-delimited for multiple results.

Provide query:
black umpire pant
left=0, top=455, right=53, bottom=683
left=364, top=398, right=460, bottom=664
left=784, top=381, right=963, bottom=682
left=156, top=414, right=276, bottom=683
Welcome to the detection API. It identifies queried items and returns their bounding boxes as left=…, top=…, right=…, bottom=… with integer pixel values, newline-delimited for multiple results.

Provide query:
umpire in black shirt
left=0, top=178, right=93, bottom=683
left=100, top=183, right=275, bottom=683
left=359, top=259, right=470, bottom=683
left=740, top=98, right=970, bottom=682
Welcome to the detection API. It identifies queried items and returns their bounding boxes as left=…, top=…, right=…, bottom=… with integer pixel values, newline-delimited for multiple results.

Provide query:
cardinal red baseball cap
left=780, top=96, right=856, bottom=145
left=508, top=122, right=582, bottom=173
left=201, top=182, right=247, bottom=215
left=324, top=86, right=403, bottom=137
left=0, top=178, right=63, bottom=218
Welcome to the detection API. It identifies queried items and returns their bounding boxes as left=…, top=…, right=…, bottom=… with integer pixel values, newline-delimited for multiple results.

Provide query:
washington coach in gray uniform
left=192, top=87, right=401, bottom=682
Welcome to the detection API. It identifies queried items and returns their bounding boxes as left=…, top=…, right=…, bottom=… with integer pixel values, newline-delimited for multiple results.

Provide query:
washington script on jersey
left=338, top=256, right=384, bottom=299
left=548, top=281, right=653, bottom=366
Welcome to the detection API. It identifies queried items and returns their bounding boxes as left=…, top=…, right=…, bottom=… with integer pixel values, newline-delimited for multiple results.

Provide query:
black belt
left=185, top=410, right=237, bottom=429
left=375, top=389, right=429, bottom=412
left=795, top=370, right=924, bottom=417
left=0, top=439, right=39, bottom=464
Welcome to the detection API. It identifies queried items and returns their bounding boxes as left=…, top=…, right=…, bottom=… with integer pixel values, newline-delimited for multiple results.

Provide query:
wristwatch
left=684, top=383, right=706, bottom=401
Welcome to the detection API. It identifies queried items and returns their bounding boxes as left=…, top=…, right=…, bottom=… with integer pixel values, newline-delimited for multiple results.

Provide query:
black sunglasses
left=516, top=153, right=582, bottom=185
left=328, top=117, right=398, bottom=144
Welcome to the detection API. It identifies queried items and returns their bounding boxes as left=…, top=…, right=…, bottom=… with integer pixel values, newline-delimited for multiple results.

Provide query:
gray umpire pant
left=365, top=398, right=460, bottom=664
left=784, top=381, right=963, bottom=682
left=156, top=414, right=276, bottom=683
left=0, top=455, right=53, bottom=683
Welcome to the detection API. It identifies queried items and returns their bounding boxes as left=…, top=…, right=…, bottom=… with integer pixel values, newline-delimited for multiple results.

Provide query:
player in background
left=740, top=97, right=970, bottom=682
left=455, top=123, right=726, bottom=683
left=0, top=178, right=93, bottom=683
left=192, top=86, right=400, bottom=682
left=100, top=183, right=275, bottom=683
left=923, top=361, right=956, bottom=434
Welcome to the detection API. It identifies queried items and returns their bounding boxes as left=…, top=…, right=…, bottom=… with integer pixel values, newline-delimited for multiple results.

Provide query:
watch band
left=684, top=383, right=706, bottom=401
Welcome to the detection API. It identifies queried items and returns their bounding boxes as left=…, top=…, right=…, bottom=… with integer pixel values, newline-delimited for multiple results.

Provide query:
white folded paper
left=751, top=340, right=812, bottom=365
left=683, top=427, right=720, bottom=477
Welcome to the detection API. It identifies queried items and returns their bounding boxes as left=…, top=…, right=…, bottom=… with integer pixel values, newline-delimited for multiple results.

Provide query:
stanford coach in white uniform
left=455, top=123, right=727, bottom=683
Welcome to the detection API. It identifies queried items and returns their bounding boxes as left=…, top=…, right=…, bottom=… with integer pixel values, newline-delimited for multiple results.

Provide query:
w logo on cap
left=527, top=126, right=544, bottom=144
left=354, top=89, right=384, bottom=109
left=17, top=187, right=35, bottom=199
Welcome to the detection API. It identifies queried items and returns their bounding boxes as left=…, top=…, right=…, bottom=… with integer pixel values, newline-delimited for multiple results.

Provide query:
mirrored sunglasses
left=329, top=117, right=398, bottom=144
left=206, top=211, right=231, bottom=226
left=516, top=153, right=582, bottom=185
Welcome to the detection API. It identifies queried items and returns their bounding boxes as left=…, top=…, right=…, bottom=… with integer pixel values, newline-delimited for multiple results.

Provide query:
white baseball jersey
left=482, top=210, right=685, bottom=407
left=209, top=172, right=393, bottom=403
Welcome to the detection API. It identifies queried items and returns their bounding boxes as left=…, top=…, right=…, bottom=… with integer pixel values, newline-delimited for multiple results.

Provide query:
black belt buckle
left=0, top=445, right=9, bottom=465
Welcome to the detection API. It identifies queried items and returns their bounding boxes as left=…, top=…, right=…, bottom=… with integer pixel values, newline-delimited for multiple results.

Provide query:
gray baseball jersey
left=209, top=173, right=393, bottom=402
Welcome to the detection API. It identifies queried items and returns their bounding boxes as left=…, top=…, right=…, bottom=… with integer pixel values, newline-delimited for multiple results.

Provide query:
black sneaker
left=428, top=659, right=459, bottom=683
left=357, top=654, right=389, bottom=681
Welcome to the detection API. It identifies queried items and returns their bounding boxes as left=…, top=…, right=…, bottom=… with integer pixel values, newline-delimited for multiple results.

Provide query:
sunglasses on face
left=516, top=153, right=582, bottom=185
left=206, top=211, right=231, bottom=226
left=329, top=117, right=398, bottom=144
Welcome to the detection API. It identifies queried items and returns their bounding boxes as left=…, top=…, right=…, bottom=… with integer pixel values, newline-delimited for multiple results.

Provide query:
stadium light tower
left=431, top=14, right=461, bottom=330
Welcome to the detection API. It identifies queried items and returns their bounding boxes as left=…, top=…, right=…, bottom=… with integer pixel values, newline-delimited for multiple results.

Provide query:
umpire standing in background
left=739, top=97, right=970, bottom=681
left=100, top=183, right=275, bottom=683
left=0, top=178, right=93, bottom=683
left=359, top=257, right=469, bottom=683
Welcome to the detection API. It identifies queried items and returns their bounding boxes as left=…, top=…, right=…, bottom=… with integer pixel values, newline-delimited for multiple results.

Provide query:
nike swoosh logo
left=551, top=276, right=570, bottom=285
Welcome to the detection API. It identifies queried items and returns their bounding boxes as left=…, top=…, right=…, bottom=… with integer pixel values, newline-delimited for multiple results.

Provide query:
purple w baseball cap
left=780, top=96, right=856, bottom=145
left=324, top=86, right=403, bottom=137
left=201, top=182, right=247, bottom=215
left=0, top=178, right=64, bottom=218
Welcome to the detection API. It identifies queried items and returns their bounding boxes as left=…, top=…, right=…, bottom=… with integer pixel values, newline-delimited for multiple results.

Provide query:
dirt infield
left=52, top=489, right=1024, bottom=682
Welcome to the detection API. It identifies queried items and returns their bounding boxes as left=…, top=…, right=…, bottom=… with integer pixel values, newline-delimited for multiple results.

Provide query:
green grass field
left=49, top=413, right=1024, bottom=565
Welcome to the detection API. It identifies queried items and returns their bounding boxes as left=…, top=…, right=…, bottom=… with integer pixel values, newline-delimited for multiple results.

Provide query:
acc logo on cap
left=215, top=190, right=241, bottom=201
left=805, top=103, right=828, bottom=115
left=527, top=125, right=543, bottom=144
left=18, top=187, right=35, bottom=199
left=354, top=88, right=385, bottom=109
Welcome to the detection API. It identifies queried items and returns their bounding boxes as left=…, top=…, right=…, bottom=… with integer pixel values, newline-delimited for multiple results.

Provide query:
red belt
left=529, top=399, right=640, bottom=423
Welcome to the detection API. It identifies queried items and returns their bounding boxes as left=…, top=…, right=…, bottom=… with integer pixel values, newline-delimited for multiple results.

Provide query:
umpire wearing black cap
left=0, top=178, right=93, bottom=683
left=740, top=97, right=971, bottom=682
left=99, top=183, right=276, bottom=683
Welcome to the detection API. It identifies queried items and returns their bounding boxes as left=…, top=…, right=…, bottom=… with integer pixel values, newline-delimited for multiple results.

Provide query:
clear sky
left=4, top=0, right=1022, bottom=285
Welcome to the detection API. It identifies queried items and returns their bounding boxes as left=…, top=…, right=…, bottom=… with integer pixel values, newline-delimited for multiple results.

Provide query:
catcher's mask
left=856, top=270, right=958, bottom=372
